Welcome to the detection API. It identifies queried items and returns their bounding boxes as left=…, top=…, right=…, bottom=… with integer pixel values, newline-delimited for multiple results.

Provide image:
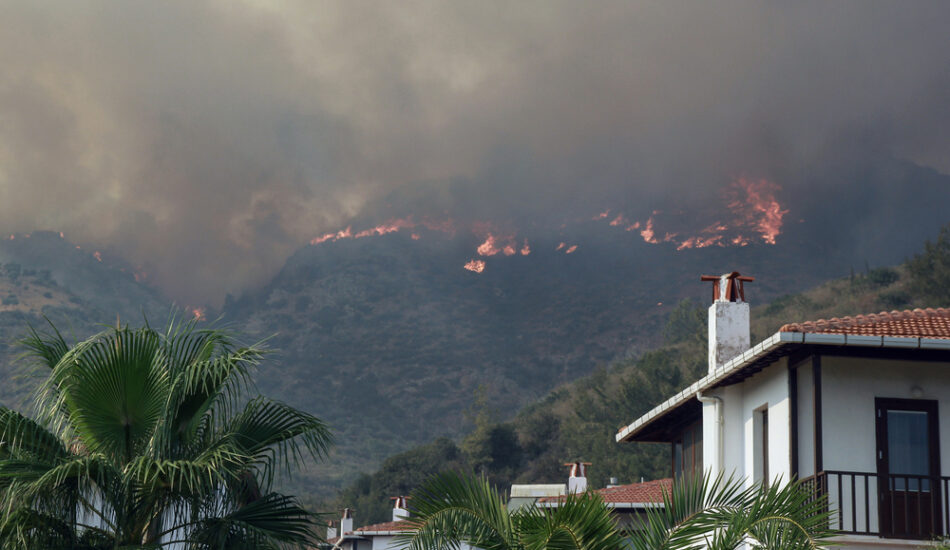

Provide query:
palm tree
left=0, top=318, right=333, bottom=549
left=398, top=472, right=834, bottom=550
left=398, top=471, right=626, bottom=550
left=629, top=474, right=835, bottom=550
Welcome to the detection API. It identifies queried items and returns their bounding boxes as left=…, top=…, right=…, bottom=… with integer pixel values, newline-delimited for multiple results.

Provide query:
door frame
left=875, top=397, right=941, bottom=538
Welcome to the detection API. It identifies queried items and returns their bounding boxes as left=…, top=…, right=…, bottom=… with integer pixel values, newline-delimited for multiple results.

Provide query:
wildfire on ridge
left=133, top=269, right=148, bottom=283
left=93, top=251, right=103, bottom=262
left=593, top=210, right=610, bottom=220
left=556, top=242, right=566, bottom=251
left=477, top=233, right=519, bottom=257
left=463, top=259, right=486, bottom=273
left=191, top=307, right=206, bottom=321
left=727, top=177, right=788, bottom=245
left=309, top=217, right=455, bottom=246
left=565, top=245, right=578, bottom=254
left=597, top=177, right=788, bottom=249
left=520, top=239, right=531, bottom=255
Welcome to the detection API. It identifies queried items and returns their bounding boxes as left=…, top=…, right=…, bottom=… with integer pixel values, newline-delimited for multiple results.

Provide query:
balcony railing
left=802, top=470, right=950, bottom=539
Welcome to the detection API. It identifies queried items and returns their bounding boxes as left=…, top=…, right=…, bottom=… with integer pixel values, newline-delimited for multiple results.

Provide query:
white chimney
left=392, top=496, right=410, bottom=521
left=327, top=522, right=337, bottom=540
left=340, top=508, right=354, bottom=535
left=565, top=461, right=590, bottom=493
left=702, top=272, right=753, bottom=373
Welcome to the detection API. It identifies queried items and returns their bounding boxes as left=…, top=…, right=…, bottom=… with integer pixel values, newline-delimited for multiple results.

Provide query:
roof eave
left=615, top=331, right=950, bottom=443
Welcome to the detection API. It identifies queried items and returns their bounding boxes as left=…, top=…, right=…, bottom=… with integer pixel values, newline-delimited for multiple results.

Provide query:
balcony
left=802, top=470, right=950, bottom=540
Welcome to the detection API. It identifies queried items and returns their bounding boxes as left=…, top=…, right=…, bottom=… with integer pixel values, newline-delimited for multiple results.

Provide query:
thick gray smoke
left=1, top=1, right=948, bottom=304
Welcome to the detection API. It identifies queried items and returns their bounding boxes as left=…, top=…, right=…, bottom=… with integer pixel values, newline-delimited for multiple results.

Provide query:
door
left=876, top=398, right=941, bottom=538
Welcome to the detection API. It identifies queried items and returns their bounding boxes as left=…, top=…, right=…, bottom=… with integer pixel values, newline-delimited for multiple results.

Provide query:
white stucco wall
left=702, top=358, right=792, bottom=486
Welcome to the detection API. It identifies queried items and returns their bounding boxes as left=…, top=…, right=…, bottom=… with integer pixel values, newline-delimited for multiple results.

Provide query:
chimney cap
left=701, top=272, right=754, bottom=303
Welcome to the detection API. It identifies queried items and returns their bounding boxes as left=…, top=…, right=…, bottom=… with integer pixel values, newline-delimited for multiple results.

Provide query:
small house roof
left=537, top=478, right=672, bottom=508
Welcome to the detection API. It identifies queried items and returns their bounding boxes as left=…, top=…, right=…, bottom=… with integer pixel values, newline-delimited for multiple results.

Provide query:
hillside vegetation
left=330, top=226, right=950, bottom=524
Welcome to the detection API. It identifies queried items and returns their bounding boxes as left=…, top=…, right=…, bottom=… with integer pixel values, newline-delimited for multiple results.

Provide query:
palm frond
left=516, top=491, right=625, bottom=550
left=221, top=397, right=333, bottom=487
left=399, top=471, right=515, bottom=550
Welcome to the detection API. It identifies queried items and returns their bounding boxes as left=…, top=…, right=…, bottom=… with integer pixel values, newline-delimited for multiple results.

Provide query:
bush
left=879, top=290, right=911, bottom=309
left=865, top=267, right=899, bottom=288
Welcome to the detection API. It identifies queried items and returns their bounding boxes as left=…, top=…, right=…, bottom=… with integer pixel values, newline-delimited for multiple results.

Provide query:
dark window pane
left=888, top=410, right=929, bottom=491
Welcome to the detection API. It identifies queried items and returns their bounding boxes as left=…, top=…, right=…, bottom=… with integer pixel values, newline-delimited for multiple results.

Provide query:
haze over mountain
left=2, top=1, right=949, bottom=305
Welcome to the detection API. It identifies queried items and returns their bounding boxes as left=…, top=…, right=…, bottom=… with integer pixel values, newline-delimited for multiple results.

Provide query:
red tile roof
left=779, top=307, right=950, bottom=339
left=353, top=520, right=412, bottom=534
left=538, top=478, right=672, bottom=505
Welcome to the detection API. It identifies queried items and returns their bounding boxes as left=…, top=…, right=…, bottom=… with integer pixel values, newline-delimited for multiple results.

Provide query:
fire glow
left=309, top=217, right=454, bottom=246
left=476, top=233, right=530, bottom=257
left=599, top=177, right=788, bottom=250
left=463, top=259, right=486, bottom=273
left=308, top=177, right=789, bottom=275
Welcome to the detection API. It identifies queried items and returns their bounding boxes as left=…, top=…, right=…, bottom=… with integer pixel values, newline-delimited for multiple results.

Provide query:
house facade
left=617, top=272, right=950, bottom=548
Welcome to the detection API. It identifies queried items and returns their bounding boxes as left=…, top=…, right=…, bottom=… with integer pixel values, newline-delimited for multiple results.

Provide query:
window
left=753, top=405, right=769, bottom=483
left=672, top=420, right=703, bottom=480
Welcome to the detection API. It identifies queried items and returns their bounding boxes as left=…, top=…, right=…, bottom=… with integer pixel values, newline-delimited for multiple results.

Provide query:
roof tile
left=538, top=478, right=672, bottom=504
left=779, top=307, right=950, bottom=339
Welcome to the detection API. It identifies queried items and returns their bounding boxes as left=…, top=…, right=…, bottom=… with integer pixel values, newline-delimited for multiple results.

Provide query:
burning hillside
left=308, top=177, right=790, bottom=273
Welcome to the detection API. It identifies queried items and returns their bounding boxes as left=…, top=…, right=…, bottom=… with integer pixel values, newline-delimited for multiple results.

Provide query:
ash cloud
left=1, top=1, right=948, bottom=304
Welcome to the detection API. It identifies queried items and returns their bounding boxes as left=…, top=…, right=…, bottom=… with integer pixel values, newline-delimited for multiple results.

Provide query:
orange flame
left=133, top=269, right=148, bottom=283
left=520, top=239, right=531, bottom=255
left=93, top=251, right=102, bottom=262
left=411, top=233, right=421, bottom=240
left=728, top=177, right=788, bottom=244
left=310, top=218, right=452, bottom=246
left=593, top=209, right=610, bottom=220
left=609, top=214, right=627, bottom=227
left=556, top=242, right=566, bottom=251
left=59, top=231, right=64, bottom=238
left=192, top=307, right=206, bottom=321
left=463, top=259, right=486, bottom=273
left=565, top=245, right=578, bottom=254
left=8, top=234, right=13, bottom=240
left=640, top=218, right=657, bottom=243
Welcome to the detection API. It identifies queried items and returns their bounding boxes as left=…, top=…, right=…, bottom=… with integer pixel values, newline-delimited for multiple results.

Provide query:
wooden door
left=876, top=398, right=941, bottom=538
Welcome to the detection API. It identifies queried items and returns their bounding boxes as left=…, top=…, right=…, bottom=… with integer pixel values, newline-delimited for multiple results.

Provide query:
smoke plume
left=1, top=1, right=948, bottom=304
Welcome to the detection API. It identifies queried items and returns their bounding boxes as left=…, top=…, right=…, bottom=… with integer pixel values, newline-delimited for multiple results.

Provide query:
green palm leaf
left=0, top=316, right=331, bottom=549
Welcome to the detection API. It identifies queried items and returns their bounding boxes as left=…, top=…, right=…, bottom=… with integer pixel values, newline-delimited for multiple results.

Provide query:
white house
left=322, top=497, right=475, bottom=550
left=616, top=272, right=950, bottom=548
left=323, top=499, right=412, bottom=550
left=511, top=462, right=670, bottom=532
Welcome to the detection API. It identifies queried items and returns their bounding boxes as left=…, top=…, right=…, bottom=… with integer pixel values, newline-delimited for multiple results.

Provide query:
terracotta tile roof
left=779, top=308, right=950, bottom=339
left=353, top=520, right=413, bottom=533
left=538, top=478, right=672, bottom=505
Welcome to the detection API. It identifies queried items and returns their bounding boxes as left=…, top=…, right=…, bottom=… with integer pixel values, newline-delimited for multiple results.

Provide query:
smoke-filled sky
left=2, top=1, right=949, bottom=304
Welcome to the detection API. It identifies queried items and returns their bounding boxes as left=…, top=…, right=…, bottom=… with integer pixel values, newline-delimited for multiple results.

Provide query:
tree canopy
left=0, top=318, right=332, bottom=549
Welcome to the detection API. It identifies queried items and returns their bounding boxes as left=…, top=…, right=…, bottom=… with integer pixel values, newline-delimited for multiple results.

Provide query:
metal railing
left=801, top=470, right=950, bottom=539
